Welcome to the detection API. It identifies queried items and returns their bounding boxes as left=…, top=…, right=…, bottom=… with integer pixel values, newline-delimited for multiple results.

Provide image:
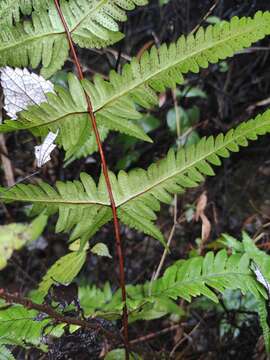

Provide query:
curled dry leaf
left=195, top=191, right=211, bottom=243
left=250, top=260, right=270, bottom=298
left=34, top=130, right=59, bottom=168
left=0, top=66, right=54, bottom=120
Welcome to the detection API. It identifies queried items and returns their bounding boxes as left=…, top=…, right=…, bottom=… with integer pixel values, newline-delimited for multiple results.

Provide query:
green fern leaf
left=38, top=250, right=87, bottom=294
left=81, top=10, right=270, bottom=159
left=77, top=249, right=268, bottom=324
left=1, top=109, right=270, bottom=244
left=0, top=0, right=148, bottom=78
left=111, top=110, right=270, bottom=242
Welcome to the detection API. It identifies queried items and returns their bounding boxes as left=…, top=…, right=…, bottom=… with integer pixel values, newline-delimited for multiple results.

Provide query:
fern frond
left=82, top=10, right=270, bottom=121
left=0, top=73, right=151, bottom=157
left=0, top=0, right=148, bottom=78
left=111, top=109, right=270, bottom=242
left=77, top=250, right=267, bottom=323
left=148, top=250, right=262, bottom=302
left=1, top=110, right=270, bottom=244
left=64, top=0, right=148, bottom=49
left=1, top=12, right=269, bottom=160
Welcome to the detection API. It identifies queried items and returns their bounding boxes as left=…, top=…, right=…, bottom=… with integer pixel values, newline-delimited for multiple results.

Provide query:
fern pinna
left=0, top=1, right=270, bottom=358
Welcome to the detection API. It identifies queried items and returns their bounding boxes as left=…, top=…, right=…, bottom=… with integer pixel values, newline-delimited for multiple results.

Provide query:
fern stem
left=53, top=1, right=130, bottom=357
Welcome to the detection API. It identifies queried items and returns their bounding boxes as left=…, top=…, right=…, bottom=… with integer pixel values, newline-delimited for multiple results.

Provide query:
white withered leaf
left=35, top=130, right=59, bottom=168
left=250, top=260, right=270, bottom=297
left=0, top=67, right=54, bottom=120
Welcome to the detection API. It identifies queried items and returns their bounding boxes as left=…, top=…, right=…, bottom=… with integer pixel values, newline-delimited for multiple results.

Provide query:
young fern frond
left=1, top=11, right=269, bottom=160
left=1, top=110, right=270, bottom=245
left=0, top=0, right=148, bottom=78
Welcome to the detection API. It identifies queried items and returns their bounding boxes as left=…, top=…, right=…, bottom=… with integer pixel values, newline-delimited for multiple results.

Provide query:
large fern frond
left=1, top=11, right=269, bottom=160
left=0, top=0, right=148, bottom=78
left=77, top=249, right=269, bottom=323
left=1, top=109, right=270, bottom=244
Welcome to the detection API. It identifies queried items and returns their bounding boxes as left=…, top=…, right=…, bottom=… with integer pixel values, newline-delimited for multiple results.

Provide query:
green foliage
left=0, top=0, right=148, bottom=78
left=0, top=213, right=48, bottom=270
left=90, top=242, right=112, bottom=258
left=1, top=2, right=270, bottom=355
left=77, top=245, right=269, bottom=325
left=1, top=11, right=270, bottom=161
left=38, top=249, right=87, bottom=294
left=0, top=73, right=150, bottom=162
left=0, top=305, right=49, bottom=348
left=1, top=109, right=270, bottom=246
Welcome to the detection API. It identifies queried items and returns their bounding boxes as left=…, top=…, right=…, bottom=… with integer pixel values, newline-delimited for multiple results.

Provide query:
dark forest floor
left=1, top=1, right=270, bottom=359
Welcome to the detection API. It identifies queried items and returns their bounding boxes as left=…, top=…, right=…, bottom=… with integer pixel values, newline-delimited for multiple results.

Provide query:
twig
left=169, top=322, right=201, bottom=358
left=152, top=89, right=181, bottom=281
left=0, top=289, right=116, bottom=340
left=129, top=324, right=180, bottom=345
left=190, top=0, right=219, bottom=35
left=53, top=1, right=129, bottom=357
left=0, top=134, right=15, bottom=187
left=153, top=221, right=177, bottom=281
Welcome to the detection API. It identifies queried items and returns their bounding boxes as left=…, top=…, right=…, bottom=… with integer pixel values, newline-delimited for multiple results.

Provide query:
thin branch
left=169, top=322, right=201, bottom=358
left=130, top=324, right=180, bottom=345
left=152, top=89, right=181, bottom=281
left=53, top=1, right=129, bottom=357
left=0, top=289, right=116, bottom=340
left=190, top=0, right=219, bottom=35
